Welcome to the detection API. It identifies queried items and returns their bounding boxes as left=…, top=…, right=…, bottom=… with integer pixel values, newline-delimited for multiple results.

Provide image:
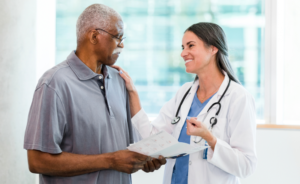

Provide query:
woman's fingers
left=111, top=65, right=122, bottom=71
left=186, top=121, right=193, bottom=135
left=118, top=70, right=130, bottom=82
left=112, top=65, right=129, bottom=81
left=112, top=65, right=131, bottom=79
left=187, top=117, right=201, bottom=127
left=186, top=117, right=208, bottom=137
left=112, top=65, right=137, bottom=92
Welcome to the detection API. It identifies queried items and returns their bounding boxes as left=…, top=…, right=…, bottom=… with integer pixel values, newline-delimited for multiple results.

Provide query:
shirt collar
left=67, top=51, right=111, bottom=80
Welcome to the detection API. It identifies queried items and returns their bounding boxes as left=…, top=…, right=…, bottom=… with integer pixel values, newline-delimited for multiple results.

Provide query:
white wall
left=241, top=128, right=300, bottom=184
left=132, top=128, right=300, bottom=184
left=0, top=0, right=37, bottom=183
left=36, top=0, right=56, bottom=81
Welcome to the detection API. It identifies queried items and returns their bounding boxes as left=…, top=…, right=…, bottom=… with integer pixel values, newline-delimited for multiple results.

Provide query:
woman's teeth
left=185, top=60, right=192, bottom=64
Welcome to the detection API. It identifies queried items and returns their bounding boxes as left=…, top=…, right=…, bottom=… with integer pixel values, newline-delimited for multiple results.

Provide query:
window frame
left=264, top=0, right=286, bottom=125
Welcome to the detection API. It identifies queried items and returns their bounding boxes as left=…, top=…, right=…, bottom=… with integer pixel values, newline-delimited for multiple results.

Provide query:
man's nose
left=118, top=42, right=124, bottom=48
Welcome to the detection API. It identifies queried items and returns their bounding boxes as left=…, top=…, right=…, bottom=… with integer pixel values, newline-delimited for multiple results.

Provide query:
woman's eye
left=189, top=44, right=194, bottom=48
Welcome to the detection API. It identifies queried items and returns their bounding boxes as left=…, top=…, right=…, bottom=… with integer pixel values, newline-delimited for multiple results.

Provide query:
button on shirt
left=171, top=90, right=215, bottom=184
left=24, top=51, right=135, bottom=184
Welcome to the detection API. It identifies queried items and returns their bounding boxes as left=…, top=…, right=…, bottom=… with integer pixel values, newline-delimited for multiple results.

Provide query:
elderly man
left=24, top=4, right=165, bottom=184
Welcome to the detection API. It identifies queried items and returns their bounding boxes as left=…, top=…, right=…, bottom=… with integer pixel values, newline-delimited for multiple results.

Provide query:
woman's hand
left=186, top=117, right=217, bottom=150
left=111, top=65, right=142, bottom=117
left=111, top=65, right=137, bottom=93
left=186, top=117, right=209, bottom=137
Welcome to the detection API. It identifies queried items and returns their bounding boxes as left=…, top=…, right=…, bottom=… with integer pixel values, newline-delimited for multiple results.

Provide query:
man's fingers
left=143, top=162, right=149, bottom=172
left=137, top=153, right=152, bottom=162
left=132, top=153, right=152, bottom=166
left=147, top=161, right=155, bottom=172
left=152, top=159, right=161, bottom=170
left=132, top=164, right=144, bottom=173
left=158, top=156, right=167, bottom=165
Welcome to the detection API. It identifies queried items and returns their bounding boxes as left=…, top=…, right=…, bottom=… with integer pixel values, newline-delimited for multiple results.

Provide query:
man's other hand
left=110, top=150, right=151, bottom=174
left=142, top=156, right=167, bottom=173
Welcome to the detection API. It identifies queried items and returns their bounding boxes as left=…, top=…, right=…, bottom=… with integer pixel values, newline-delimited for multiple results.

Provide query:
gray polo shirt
left=24, top=51, right=137, bottom=184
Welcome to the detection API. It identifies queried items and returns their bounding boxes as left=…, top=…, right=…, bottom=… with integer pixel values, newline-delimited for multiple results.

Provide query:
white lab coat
left=131, top=72, right=257, bottom=184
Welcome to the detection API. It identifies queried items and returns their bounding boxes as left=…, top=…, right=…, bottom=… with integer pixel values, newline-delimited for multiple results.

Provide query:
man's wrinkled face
left=95, top=17, right=124, bottom=66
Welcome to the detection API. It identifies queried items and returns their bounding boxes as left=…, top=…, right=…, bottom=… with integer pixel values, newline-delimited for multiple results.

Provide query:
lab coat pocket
left=206, top=161, right=229, bottom=184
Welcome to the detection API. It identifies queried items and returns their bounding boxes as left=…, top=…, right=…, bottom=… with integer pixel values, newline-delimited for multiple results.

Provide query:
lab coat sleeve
left=131, top=82, right=192, bottom=139
left=131, top=97, right=177, bottom=139
left=206, top=92, right=257, bottom=178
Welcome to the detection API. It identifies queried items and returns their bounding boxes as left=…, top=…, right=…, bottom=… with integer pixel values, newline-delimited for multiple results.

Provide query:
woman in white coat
left=114, top=22, right=257, bottom=184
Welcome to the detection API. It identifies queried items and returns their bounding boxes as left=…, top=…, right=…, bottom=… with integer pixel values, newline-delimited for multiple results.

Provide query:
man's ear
left=89, top=30, right=99, bottom=45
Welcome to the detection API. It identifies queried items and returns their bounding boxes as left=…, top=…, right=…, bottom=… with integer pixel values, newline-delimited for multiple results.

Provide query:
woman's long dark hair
left=186, top=22, right=240, bottom=83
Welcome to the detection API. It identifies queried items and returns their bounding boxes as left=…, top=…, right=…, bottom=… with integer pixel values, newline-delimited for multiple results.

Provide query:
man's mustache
left=113, top=48, right=123, bottom=54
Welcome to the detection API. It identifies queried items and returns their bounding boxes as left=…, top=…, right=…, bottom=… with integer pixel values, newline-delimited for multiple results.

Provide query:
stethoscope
left=171, top=79, right=231, bottom=144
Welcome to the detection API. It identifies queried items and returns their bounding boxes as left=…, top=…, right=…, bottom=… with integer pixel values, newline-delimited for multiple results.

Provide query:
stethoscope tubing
left=171, top=79, right=231, bottom=143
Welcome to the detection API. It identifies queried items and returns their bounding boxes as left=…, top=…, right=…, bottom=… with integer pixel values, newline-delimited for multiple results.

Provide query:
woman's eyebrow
left=186, top=41, right=196, bottom=45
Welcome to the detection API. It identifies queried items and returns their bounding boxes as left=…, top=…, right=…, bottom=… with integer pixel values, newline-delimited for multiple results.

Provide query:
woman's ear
left=211, top=45, right=219, bottom=55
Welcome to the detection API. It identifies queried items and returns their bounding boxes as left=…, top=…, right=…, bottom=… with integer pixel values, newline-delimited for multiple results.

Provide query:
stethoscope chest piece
left=210, top=117, right=218, bottom=128
left=171, top=116, right=181, bottom=124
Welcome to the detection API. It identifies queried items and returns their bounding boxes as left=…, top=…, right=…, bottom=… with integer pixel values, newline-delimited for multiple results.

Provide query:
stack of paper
left=127, top=130, right=209, bottom=158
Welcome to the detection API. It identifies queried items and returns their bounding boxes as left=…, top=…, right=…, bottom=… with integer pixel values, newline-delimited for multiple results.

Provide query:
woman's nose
left=181, top=48, right=187, bottom=58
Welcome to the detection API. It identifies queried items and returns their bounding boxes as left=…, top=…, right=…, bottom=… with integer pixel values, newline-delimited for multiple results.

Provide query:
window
left=265, top=0, right=300, bottom=125
left=56, top=0, right=265, bottom=121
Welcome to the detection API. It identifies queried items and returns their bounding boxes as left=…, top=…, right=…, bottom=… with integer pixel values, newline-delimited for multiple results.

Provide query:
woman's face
left=181, top=31, right=217, bottom=74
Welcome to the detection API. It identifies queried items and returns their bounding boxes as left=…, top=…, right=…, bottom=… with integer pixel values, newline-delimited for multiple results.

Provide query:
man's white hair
left=76, top=4, right=122, bottom=41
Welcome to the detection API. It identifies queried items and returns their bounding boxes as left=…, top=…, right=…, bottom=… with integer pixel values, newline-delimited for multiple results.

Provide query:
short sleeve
left=24, top=84, right=67, bottom=154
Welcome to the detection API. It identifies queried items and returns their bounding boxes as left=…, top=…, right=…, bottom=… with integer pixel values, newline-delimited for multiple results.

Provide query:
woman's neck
left=196, top=64, right=225, bottom=103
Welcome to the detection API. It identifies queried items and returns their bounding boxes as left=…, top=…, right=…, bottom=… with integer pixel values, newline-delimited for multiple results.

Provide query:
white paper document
left=127, top=130, right=209, bottom=158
